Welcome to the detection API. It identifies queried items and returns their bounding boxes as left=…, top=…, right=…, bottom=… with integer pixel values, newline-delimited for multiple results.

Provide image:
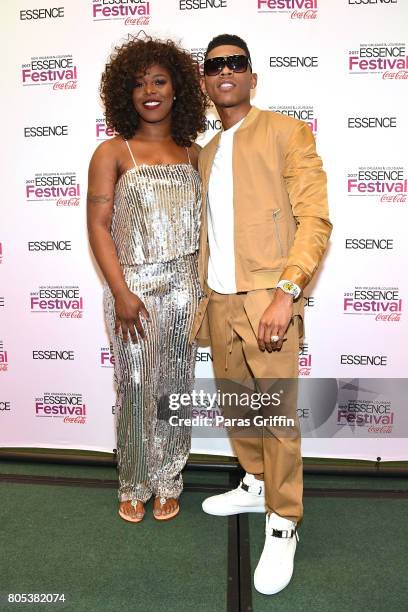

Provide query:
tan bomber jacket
left=191, top=105, right=332, bottom=343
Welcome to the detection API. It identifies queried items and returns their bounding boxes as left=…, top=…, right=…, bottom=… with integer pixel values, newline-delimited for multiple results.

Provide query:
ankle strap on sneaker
left=240, top=479, right=263, bottom=495
left=270, top=527, right=299, bottom=541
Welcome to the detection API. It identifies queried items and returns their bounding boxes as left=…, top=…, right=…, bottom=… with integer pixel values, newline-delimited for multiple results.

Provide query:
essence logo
left=24, top=125, right=68, bottom=138
left=196, top=350, right=213, bottom=362
left=347, top=167, right=407, bottom=203
left=348, top=0, right=397, bottom=5
left=348, top=43, right=408, bottom=79
left=21, top=55, right=78, bottom=89
left=205, top=117, right=222, bottom=132
left=0, top=401, right=11, bottom=411
left=35, top=392, right=86, bottom=424
left=25, top=173, right=80, bottom=207
left=33, top=350, right=74, bottom=361
left=340, top=354, right=388, bottom=366
left=304, top=296, right=315, bottom=307
left=0, top=341, right=8, bottom=372
left=0, top=297, right=5, bottom=308
left=100, top=346, right=114, bottom=367
left=347, top=116, right=397, bottom=129
left=30, top=286, right=84, bottom=319
left=20, top=7, right=64, bottom=20
left=269, top=56, right=318, bottom=68
left=92, top=1, right=151, bottom=25
left=269, top=105, right=317, bottom=135
left=345, top=238, right=394, bottom=250
left=299, top=343, right=312, bottom=376
left=258, top=0, right=317, bottom=18
left=343, top=287, right=402, bottom=322
left=96, top=118, right=115, bottom=141
left=28, top=241, right=72, bottom=252
left=179, top=0, right=227, bottom=9
left=337, top=400, right=394, bottom=435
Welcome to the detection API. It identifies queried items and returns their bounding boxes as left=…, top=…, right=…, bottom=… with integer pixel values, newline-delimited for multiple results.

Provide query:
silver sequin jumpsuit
left=104, top=141, right=201, bottom=504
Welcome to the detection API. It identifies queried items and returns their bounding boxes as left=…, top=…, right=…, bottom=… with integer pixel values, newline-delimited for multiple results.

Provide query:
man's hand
left=257, top=289, right=293, bottom=352
left=114, top=289, right=150, bottom=343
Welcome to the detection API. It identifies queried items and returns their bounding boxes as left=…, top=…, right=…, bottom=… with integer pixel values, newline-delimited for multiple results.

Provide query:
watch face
left=283, top=282, right=294, bottom=292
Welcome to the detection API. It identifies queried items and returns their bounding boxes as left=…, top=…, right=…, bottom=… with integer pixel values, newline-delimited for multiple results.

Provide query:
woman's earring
left=173, top=96, right=176, bottom=100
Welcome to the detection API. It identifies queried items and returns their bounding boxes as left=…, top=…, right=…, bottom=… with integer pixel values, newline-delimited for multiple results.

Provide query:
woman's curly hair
left=101, top=36, right=208, bottom=146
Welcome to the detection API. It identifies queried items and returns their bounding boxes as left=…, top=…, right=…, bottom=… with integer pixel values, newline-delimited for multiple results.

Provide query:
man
left=190, top=34, right=331, bottom=594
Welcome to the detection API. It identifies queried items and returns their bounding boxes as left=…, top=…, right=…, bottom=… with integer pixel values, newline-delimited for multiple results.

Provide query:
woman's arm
left=87, top=140, right=149, bottom=342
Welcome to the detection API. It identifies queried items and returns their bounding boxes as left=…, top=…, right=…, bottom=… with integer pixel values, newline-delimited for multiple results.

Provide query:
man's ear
left=200, top=76, right=207, bottom=95
left=250, top=72, right=258, bottom=90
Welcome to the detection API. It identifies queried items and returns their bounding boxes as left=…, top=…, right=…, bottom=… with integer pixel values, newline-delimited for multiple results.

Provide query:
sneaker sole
left=202, top=505, right=265, bottom=516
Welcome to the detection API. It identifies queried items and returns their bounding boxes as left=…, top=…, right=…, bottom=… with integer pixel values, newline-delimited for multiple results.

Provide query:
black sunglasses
left=203, top=54, right=252, bottom=77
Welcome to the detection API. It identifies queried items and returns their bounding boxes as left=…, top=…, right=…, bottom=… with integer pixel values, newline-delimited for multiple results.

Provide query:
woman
left=87, top=37, right=207, bottom=523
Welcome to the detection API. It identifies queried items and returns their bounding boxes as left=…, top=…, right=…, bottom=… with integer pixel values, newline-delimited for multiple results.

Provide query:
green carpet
left=250, top=497, right=408, bottom=612
left=0, top=483, right=227, bottom=612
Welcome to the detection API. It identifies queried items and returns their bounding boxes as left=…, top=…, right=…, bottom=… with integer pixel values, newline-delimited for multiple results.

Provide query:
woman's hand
left=114, top=289, right=150, bottom=343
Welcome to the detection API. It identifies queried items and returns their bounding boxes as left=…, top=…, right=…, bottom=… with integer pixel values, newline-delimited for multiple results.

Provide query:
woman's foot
left=118, top=499, right=145, bottom=523
left=153, top=497, right=179, bottom=521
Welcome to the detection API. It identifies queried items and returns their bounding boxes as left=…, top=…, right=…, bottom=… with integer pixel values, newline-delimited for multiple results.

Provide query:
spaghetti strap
left=125, top=140, right=138, bottom=169
left=185, top=146, right=191, bottom=165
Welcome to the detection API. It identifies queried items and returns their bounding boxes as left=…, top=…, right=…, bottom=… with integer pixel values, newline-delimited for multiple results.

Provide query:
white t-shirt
left=207, top=118, right=244, bottom=294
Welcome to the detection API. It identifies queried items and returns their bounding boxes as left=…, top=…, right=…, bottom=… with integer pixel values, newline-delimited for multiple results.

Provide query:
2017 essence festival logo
left=343, top=287, right=402, bottom=322
left=21, top=54, right=78, bottom=89
left=25, top=172, right=80, bottom=207
left=35, top=392, right=87, bottom=425
left=337, top=399, right=394, bottom=435
left=189, top=47, right=206, bottom=75
left=348, top=43, right=408, bottom=80
left=257, top=0, right=318, bottom=19
left=347, top=167, right=407, bottom=203
left=100, top=345, right=114, bottom=367
left=92, top=0, right=151, bottom=25
left=96, top=118, right=115, bottom=141
left=0, top=341, right=8, bottom=372
left=30, top=286, right=84, bottom=319
left=299, top=342, right=312, bottom=376
left=269, top=105, right=317, bottom=135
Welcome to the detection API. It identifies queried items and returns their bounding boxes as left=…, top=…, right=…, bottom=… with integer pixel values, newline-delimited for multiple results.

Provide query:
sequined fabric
left=104, top=163, right=201, bottom=503
left=112, top=165, right=201, bottom=265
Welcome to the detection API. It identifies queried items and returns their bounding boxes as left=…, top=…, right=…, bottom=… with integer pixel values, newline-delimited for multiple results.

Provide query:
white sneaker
left=254, top=513, right=298, bottom=595
left=202, top=473, right=265, bottom=516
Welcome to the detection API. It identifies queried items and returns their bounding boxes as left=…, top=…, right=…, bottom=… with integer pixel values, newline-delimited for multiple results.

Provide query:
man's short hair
left=205, top=34, right=251, bottom=62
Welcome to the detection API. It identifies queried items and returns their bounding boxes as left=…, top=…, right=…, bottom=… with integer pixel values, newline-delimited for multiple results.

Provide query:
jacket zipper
left=272, top=209, right=283, bottom=258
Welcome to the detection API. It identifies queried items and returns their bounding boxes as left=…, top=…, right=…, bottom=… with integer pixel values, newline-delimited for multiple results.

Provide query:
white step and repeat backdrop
left=1, top=0, right=407, bottom=461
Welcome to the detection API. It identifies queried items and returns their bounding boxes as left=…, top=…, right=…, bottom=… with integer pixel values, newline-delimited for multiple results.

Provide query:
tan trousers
left=207, top=289, right=303, bottom=523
